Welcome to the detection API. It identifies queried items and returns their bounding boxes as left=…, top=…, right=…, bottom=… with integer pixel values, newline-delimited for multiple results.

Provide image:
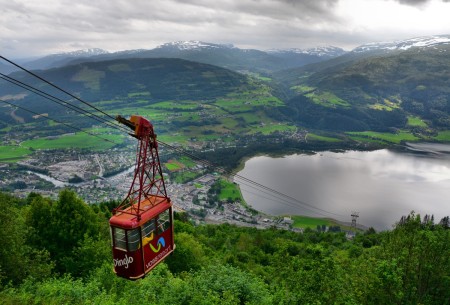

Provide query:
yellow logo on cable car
left=143, top=232, right=166, bottom=253
left=150, top=237, right=165, bottom=253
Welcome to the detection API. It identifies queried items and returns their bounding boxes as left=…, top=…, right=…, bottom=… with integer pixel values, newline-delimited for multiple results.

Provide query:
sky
left=1, top=0, right=450, bottom=58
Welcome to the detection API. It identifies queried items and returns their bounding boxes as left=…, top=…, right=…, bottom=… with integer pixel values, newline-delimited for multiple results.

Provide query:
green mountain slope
left=3, top=57, right=250, bottom=102
left=0, top=57, right=288, bottom=145
left=274, top=45, right=450, bottom=132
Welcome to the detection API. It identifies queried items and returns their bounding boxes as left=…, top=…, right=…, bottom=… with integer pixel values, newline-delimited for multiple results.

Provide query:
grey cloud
left=397, top=0, right=429, bottom=4
left=2, top=0, right=450, bottom=58
left=394, top=0, right=449, bottom=5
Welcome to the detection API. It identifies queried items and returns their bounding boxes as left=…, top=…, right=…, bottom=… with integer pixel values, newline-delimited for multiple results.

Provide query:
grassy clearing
left=347, top=131, right=419, bottom=144
left=368, top=104, right=394, bottom=111
left=165, top=157, right=196, bottom=171
left=72, top=67, right=105, bottom=90
left=407, top=116, right=427, bottom=127
left=307, top=133, right=341, bottom=142
left=178, top=156, right=196, bottom=168
left=214, top=96, right=283, bottom=112
left=247, top=124, right=296, bottom=135
left=256, top=76, right=272, bottom=82
left=305, top=91, right=351, bottom=108
left=347, top=135, right=386, bottom=145
left=240, top=112, right=262, bottom=124
left=369, top=98, right=401, bottom=111
left=165, top=160, right=184, bottom=171
left=290, top=85, right=316, bottom=94
left=217, top=179, right=244, bottom=202
left=158, top=134, right=190, bottom=144
left=150, top=101, right=200, bottom=110
left=0, top=146, right=33, bottom=162
left=172, top=171, right=201, bottom=184
left=21, top=132, right=123, bottom=150
left=291, top=216, right=332, bottom=229
left=434, top=130, right=450, bottom=142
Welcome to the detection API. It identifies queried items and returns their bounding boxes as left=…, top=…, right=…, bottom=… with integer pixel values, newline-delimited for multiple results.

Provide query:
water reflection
left=236, top=143, right=450, bottom=230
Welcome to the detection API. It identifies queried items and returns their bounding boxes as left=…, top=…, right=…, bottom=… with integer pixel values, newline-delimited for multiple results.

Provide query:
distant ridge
left=352, top=35, right=450, bottom=53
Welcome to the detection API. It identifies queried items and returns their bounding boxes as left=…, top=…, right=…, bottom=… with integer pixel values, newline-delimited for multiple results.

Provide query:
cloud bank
left=0, top=0, right=450, bottom=58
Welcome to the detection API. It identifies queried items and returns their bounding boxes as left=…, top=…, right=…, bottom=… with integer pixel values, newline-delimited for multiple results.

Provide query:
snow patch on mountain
left=268, top=46, right=346, bottom=57
left=155, top=41, right=235, bottom=51
left=353, top=35, right=450, bottom=53
left=56, top=48, right=109, bottom=57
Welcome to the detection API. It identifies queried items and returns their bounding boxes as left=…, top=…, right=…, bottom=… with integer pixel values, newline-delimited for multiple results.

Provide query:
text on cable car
left=114, top=254, right=134, bottom=269
left=146, top=246, right=171, bottom=270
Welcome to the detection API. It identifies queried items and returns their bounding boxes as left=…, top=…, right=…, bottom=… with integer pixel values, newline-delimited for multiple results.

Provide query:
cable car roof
left=109, top=197, right=171, bottom=229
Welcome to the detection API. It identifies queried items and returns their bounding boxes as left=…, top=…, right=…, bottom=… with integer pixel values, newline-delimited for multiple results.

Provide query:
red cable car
left=109, top=115, right=175, bottom=280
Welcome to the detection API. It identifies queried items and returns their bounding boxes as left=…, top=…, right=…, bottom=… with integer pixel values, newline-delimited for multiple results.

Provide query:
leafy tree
left=165, top=232, right=207, bottom=274
left=0, top=192, right=53, bottom=286
left=26, top=189, right=107, bottom=276
left=189, top=264, right=272, bottom=305
left=376, top=212, right=450, bottom=304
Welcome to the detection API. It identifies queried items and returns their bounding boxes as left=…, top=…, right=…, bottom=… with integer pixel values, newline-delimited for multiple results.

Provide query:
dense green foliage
left=0, top=190, right=449, bottom=304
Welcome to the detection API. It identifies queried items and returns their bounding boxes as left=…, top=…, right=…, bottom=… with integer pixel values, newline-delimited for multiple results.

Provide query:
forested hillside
left=274, top=44, right=450, bottom=132
left=0, top=190, right=449, bottom=304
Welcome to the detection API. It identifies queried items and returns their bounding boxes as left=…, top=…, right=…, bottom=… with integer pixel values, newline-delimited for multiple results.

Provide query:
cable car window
left=142, top=219, right=155, bottom=239
left=157, top=209, right=171, bottom=235
left=114, top=227, right=127, bottom=251
left=127, top=228, right=141, bottom=251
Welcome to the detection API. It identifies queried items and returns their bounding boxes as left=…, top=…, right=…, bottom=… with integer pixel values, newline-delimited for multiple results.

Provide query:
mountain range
left=7, top=35, right=448, bottom=74
left=7, top=41, right=347, bottom=74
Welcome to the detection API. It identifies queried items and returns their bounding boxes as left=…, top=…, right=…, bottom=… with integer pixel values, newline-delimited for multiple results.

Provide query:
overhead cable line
left=0, top=73, right=130, bottom=133
left=0, top=98, right=120, bottom=145
left=237, top=181, right=338, bottom=218
left=157, top=141, right=347, bottom=218
left=0, top=55, right=119, bottom=122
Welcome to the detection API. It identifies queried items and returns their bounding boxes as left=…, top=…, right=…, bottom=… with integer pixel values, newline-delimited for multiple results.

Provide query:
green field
left=0, top=146, right=33, bottom=162
left=434, top=130, right=450, bottom=142
left=290, top=85, right=316, bottom=94
left=178, top=156, right=196, bottom=168
left=306, top=133, right=341, bottom=142
left=217, top=179, right=244, bottom=202
left=291, top=215, right=332, bottom=229
left=407, top=116, right=427, bottom=127
left=305, top=91, right=351, bottom=108
left=21, top=132, right=123, bottom=150
left=348, top=136, right=386, bottom=145
left=165, top=161, right=184, bottom=171
left=150, top=101, right=201, bottom=110
left=347, top=130, right=419, bottom=144
left=158, top=134, right=190, bottom=144
left=247, top=124, right=296, bottom=135
left=171, top=171, right=201, bottom=184
left=214, top=96, right=283, bottom=113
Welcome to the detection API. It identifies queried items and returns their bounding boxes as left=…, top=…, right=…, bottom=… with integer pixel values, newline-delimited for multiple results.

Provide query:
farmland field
left=434, top=130, right=450, bottom=142
left=347, top=130, right=419, bottom=144
left=306, top=133, right=341, bottom=142
left=0, top=146, right=32, bottom=162
left=407, top=116, right=427, bottom=127
left=21, top=132, right=124, bottom=150
left=291, top=215, right=332, bottom=229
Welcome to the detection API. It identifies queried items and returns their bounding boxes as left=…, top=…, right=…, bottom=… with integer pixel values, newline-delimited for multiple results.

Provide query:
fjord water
left=236, top=143, right=450, bottom=230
